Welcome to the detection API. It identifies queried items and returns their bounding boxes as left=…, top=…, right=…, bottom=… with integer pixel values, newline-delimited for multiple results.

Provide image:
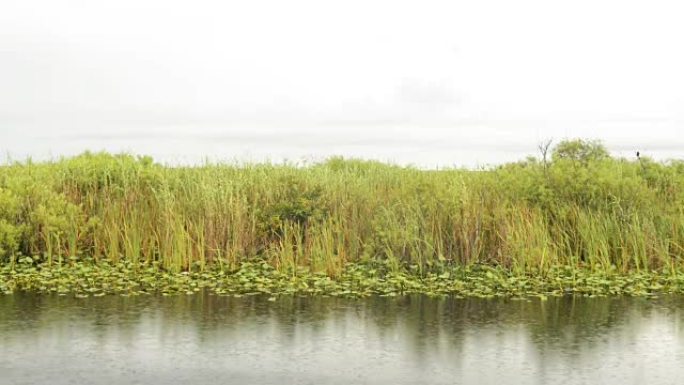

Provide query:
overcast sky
left=1, top=0, right=683, bottom=167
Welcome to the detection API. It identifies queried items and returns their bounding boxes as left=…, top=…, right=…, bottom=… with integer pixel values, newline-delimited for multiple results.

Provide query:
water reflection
left=1, top=293, right=683, bottom=384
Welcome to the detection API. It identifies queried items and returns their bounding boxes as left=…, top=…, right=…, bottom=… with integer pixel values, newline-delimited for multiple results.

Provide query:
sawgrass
left=1, top=139, right=683, bottom=288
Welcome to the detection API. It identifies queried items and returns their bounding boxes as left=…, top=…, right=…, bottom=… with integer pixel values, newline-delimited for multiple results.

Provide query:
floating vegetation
left=1, top=139, right=684, bottom=297
left=3, top=258, right=684, bottom=298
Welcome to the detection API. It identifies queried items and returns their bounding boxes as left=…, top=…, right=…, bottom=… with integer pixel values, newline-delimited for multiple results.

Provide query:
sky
left=1, top=0, right=683, bottom=167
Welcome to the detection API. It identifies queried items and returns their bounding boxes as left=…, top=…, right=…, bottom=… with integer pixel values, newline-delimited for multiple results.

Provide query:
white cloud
left=1, top=0, right=683, bottom=165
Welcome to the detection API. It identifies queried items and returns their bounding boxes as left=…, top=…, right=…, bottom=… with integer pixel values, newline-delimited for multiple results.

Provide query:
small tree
left=552, top=139, right=609, bottom=163
left=537, top=138, right=553, bottom=173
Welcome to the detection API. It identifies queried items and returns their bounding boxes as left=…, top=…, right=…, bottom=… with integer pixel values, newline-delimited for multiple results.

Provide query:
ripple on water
left=1, top=293, right=684, bottom=385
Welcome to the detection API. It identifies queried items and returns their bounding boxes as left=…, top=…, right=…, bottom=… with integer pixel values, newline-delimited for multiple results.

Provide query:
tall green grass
left=1, top=139, right=683, bottom=276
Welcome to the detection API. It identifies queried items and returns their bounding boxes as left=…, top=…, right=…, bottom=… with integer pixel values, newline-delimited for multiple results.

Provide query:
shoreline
left=2, top=143, right=684, bottom=293
left=3, top=260, right=684, bottom=299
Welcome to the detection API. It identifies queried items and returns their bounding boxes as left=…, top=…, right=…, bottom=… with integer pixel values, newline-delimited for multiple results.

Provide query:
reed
left=1, top=139, right=683, bottom=278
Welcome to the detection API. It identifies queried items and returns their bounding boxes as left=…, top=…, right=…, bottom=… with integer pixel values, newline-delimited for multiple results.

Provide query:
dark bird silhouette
left=636, top=151, right=640, bottom=159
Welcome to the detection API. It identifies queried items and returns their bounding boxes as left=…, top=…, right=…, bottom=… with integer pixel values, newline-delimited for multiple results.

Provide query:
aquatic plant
left=3, top=258, right=684, bottom=298
left=0, top=139, right=683, bottom=298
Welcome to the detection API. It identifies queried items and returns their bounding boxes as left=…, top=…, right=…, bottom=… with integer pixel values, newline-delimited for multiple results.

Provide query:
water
left=1, top=293, right=683, bottom=385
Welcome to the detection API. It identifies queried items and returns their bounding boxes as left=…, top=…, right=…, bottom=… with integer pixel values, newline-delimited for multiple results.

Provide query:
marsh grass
left=1, top=140, right=684, bottom=284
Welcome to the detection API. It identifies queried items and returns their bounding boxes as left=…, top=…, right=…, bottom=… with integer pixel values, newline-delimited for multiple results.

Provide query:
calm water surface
left=1, top=293, right=683, bottom=385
